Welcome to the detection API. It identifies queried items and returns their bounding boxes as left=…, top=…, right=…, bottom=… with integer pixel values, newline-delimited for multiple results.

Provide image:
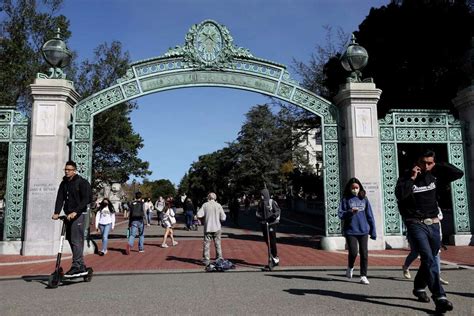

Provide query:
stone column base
left=449, top=234, right=473, bottom=246
left=320, top=236, right=346, bottom=250
left=321, top=236, right=387, bottom=250
left=384, top=236, right=409, bottom=249
left=0, top=241, right=23, bottom=255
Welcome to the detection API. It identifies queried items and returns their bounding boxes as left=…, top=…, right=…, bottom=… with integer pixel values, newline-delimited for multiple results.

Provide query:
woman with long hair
left=160, top=202, right=178, bottom=248
left=95, top=198, right=116, bottom=256
left=338, top=177, right=376, bottom=285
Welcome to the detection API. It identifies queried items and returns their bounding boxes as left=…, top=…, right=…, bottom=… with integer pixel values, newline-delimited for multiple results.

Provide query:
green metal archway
left=71, top=20, right=343, bottom=236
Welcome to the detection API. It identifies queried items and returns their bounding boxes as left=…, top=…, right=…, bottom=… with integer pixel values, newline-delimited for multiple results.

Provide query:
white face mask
left=351, top=189, right=359, bottom=196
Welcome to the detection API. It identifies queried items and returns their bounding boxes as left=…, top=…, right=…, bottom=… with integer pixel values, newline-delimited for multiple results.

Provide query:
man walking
left=395, top=150, right=463, bottom=314
left=197, top=192, right=226, bottom=266
left=52, top=160, right=92, bottom=277
left=126, top=192, right=146, bottom=254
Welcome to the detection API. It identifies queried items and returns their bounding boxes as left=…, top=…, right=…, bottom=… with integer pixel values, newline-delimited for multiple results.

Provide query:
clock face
left=195, top=22, right=223, bottom=63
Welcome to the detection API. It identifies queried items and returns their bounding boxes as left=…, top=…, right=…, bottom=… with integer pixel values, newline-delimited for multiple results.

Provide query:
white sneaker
left=346, top=267, right=354, bottom=279
left=172, top=241, right=178, bottom=246
left=360, top=276, right=370, bottom=285
left=161, top=243, right=168, bottom=248
left=272, top=256, right=280, bottom=266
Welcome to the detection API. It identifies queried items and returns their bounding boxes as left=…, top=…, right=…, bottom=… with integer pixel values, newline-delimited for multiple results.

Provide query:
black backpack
left=130, top=200, right=144, bottom=218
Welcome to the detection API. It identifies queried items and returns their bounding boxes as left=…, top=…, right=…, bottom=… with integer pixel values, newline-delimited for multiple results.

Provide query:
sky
left=60, top=0, right=390, bottom=185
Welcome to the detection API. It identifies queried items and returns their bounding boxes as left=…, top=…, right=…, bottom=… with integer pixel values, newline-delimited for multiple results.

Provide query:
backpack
left=130, top=200, right=144, bottom=218
left=205, top=259, right=235, bottom=272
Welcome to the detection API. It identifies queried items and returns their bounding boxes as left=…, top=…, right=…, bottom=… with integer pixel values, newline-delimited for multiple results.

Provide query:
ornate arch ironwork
left=72, top=20, right=343, bottom=236
left=0, top=109, right=29, bottom=240
left=379, top=109, right=470, bottom=235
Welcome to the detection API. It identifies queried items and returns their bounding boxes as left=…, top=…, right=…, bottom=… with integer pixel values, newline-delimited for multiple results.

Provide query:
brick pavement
left=1, top=211, right=473, bottom=277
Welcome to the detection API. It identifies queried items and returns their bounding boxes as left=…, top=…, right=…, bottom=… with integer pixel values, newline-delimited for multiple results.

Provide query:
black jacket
left=54, top=174, right=92, bottom=215
left=395, top=162, right=463, bottom=219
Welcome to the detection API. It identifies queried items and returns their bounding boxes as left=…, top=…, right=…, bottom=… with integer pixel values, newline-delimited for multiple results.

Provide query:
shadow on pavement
left=446, top=291, right=474, bottom=298
left=268, top=273, right=351, bottom=283
left=283, top=288, right=433, bottom=314
left=326, top=273, right=413, bottom=283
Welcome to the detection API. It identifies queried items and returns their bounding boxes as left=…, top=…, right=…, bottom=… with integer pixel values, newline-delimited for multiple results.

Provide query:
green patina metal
left=0, top=109, right=29, bottom=240
left=71, top=19, right=343, bottom=236
left=379, top=109, right=470, bottom=235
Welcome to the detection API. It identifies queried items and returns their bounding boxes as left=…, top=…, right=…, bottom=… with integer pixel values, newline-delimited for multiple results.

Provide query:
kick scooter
left=48, top=215, right=93, bottom=288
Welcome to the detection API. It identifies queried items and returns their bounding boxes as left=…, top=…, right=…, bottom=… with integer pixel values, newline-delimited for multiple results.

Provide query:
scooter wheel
left=48, top=274, right=60, bottom=288
left=83, top=267, right=93, bottom=282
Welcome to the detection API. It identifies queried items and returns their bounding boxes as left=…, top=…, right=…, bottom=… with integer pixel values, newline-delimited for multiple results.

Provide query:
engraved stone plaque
left=355, top=107, right=372, bottom=137
left=36, top=104, right=56, bottom=136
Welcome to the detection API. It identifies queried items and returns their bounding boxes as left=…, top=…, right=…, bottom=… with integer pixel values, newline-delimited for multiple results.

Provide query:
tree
left=325, top=0, right=473, bottom=117
left=0, top=0, right=71, bottom=111
left=231, top=104, right=292, bottom=195
left=74, top=41, right=150, bottom=187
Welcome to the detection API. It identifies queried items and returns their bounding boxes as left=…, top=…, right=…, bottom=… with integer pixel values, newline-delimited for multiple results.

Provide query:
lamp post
left=40, top=28, right=72, bottom=79
left=340, top=34, right=368, bottom=83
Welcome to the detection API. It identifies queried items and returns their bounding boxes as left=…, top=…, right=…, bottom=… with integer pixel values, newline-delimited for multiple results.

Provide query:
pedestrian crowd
left=53, top=148, right=462, bottom=314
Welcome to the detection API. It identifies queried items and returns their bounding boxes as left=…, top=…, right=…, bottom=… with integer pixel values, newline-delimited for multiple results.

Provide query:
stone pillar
left=453, top=84, right=474, bottom=245
left=326, top=81, right=385, bottom=250
left=22, top=78, right=80, bottom=255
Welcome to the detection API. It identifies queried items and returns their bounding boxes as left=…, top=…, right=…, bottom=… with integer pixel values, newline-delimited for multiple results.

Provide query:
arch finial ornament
left=164, top=19, right=253, bottom=69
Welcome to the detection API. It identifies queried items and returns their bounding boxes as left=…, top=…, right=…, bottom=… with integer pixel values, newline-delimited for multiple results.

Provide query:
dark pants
left=346, top=234, right=368, bottom=277
left=261, top=223, right=278, bottom=258
left=185, top=210, right=194, bottom=228
left=407, top=222, right=445, bottom=299
left=66, top=213, right=85, bottom=269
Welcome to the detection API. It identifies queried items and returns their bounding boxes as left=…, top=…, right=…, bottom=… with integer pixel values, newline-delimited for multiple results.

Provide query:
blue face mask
left=351, top=189, right=359, bottom=196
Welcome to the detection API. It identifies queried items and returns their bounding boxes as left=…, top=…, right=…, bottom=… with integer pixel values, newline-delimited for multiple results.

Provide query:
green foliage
left=140, top=179, right=176, bottom=201
left=357, top=0, right=472, bottom=116
left=182, top=146, right=237, bottom=204
left=179, top=104, right=319, bottom=201
left=325, top=0, right=473, bottom=116
left=74, top=42, right=150, bottom=187
left=0, top=0, right=71, bottom=111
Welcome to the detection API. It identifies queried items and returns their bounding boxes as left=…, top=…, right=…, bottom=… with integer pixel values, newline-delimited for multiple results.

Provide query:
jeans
left=406, top=222, right=445, bottom=299
left=146, top=211, right=153, bottom=224
left=99, top=223, right=111, bottom=252
left=203, top=230, right=222, bottom=264
left=66, top=213, right=85, bottom=269
left=346, top=234, right=368, bottom=277
left=404, top=232, right=442, bottom=274
left=185, top=210, right=194, bottom=228
left=261, top=223, right=278, bottom=258
left=128, top=220, right=145, bottom=251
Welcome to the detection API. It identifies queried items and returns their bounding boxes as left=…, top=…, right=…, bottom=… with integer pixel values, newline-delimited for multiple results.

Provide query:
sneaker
left=435, top=298, right=453, bottom=314
left=346, top=267, right=354, bottom=279
left=98, top=251, right=104, bottom=256
left=412, top=289, right=430, bottom=303
left=139, top=249, right=145, bottom=253
left=147, top=223, right=151, bottom=226
left=125, top=243, right=130, bottom=255
left=161, top=243, right=169, bottom=248
left=440, top=277, right=449, bottom=285
left=360, top=276, right=370, bottom=285
left=172, top=241, right=178, bottom=246
left=272, top=256, right=280, bottom=266
left=402, top=266, right=411, bottom=279
left=64, top=266, right=87, bottom=278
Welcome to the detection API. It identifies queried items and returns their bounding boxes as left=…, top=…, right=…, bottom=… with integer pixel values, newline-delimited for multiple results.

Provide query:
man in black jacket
left=52, top=160, right=92, bottom=277
left=395, top=150, right=463, bottom=314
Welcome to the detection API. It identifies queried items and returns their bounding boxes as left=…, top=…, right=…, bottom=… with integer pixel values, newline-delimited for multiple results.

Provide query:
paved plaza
left=1, top=209, right=473, bottom=315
